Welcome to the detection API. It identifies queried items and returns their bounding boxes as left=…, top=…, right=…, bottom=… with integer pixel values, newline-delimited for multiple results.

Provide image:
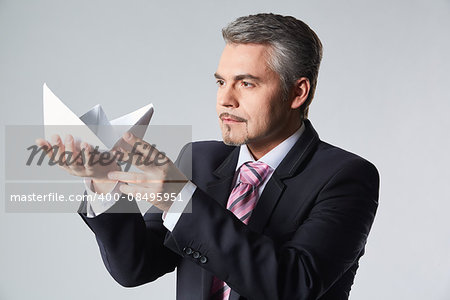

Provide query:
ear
left=290, top=77, right=310, bottom=110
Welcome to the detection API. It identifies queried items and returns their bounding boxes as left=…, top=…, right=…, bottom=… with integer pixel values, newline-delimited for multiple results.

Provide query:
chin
left=223, top=139, right=245, bottom=146
left=220, top=123, right=249, bottom=146
left=222, top=132, right=248, bottom=146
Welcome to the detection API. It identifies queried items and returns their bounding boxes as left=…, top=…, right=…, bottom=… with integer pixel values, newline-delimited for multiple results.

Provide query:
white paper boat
left=43, top=83, right=154, bottom=151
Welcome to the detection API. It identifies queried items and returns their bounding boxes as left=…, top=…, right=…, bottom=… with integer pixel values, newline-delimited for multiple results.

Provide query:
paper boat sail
left=43, top=83, right=153, bottom=151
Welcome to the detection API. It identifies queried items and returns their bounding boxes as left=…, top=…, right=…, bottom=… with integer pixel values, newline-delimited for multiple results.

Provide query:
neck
left=247, top=119, right=302, bottom=160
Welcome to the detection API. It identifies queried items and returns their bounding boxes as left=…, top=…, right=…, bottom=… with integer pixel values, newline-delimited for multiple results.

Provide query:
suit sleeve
left=77, top=144, right=194, bottom=287
left=163, top=157, right=380, bottom=299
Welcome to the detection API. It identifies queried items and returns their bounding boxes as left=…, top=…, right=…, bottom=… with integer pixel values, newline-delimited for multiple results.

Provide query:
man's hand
left=107, top=132, right=188, bottom=212
left=35, top=134, right=121, bottom=193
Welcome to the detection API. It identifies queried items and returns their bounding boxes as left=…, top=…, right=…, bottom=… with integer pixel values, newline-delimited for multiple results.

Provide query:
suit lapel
left=247, top=119, right=320, bottom=233
left=205, top=146, right=240, bottom=207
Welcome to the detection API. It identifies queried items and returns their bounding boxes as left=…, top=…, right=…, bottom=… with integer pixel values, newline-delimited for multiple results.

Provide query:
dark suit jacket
left=79, top=119, right=379, bottom=300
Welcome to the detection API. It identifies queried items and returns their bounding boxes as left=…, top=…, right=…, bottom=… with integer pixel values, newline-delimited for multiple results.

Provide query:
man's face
left=215, top=43, right=296, bottom=148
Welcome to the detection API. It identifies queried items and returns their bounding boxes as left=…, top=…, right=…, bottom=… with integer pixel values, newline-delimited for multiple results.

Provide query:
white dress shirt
left=84, top=122, right=305, bottom=232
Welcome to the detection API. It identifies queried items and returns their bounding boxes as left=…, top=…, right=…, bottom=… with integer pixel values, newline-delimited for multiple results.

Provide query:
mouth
left=219, top=113, right=246, bottom=124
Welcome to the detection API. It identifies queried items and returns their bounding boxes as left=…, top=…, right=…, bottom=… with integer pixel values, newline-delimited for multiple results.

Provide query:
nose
left=217, top=85, right=239, bottom=108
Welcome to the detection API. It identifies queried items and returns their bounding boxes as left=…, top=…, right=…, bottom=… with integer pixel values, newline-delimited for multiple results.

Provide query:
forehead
left=216, top=43, right=274, bottom=78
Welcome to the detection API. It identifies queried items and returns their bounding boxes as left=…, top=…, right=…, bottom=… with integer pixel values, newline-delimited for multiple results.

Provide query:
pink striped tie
left=209, top=161, right=271, bottom=300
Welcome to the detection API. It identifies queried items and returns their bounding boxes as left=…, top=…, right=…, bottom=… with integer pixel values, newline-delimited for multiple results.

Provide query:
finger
left=81, top=142, right=92, bottom=169
left=107, top=171, right=157, bottom=186
left=35, top=138, right=55, bottom=161
left=122, top=132, right=158, bottom=159
left=64, top=135, right=73, bottom=166
left=113, top=146, right=171, bottom=172
left=65, top=135, right=82, bottom=169
left=113, top=148, right=147, bottom=171
left=110, top=149, right=125, bottom=164
left=51, top=134, right=66, bottom=165
left=119, top=184, right=149, bottom=200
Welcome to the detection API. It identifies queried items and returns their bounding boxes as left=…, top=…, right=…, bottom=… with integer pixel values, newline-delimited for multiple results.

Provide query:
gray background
left=1, top=0, right=449, bottom=299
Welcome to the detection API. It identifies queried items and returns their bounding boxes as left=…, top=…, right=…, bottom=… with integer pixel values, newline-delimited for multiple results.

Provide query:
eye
left=241, top=81, right=254, bottom=88
left=216, top=79, right=225, bottom=87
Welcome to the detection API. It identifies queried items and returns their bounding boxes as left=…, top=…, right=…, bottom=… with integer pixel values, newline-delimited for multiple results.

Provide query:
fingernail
left=124, top=132, right=132, bottom=140
left=52, top=135, right=60, bottom=144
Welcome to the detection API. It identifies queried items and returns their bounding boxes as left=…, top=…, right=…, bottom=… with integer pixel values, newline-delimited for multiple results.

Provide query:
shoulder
left=294, top=119, right=379, bottom=182
left=312, top=140, right=380, bottom=188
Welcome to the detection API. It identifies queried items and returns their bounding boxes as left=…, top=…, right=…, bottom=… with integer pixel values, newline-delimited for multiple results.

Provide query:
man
left=36, top=13, right=379, bottom=300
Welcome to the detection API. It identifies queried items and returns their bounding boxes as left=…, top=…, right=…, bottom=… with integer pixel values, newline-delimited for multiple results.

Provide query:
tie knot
left=238, top=161, right=271, bottom=186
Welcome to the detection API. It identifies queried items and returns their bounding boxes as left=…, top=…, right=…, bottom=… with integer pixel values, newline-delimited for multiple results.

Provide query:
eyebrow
left=214, top=72, right=262, bottom=82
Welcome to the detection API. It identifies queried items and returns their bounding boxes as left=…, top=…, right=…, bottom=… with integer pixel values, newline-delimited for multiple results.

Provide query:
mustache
left=219, top=112, right=247, bottom=122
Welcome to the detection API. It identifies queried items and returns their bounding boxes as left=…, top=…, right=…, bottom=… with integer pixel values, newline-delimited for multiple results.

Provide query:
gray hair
left=222, top=13, right=323, bottom=120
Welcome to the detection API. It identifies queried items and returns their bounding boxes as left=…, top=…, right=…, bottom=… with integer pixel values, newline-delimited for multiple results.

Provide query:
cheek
left=247, top=106, right=271, bottom=132
left=215, top=93, right=221, bottom=112
left=249, top=97, right=286, bottom=133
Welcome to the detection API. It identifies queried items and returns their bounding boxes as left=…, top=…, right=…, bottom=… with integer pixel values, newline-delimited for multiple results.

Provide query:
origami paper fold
left=43, top=83, right=154, bottom=151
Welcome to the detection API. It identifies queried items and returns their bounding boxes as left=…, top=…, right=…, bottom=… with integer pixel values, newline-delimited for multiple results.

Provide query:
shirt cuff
left=83, top=177, right=124, bottom=218
left=162, top=181, right=197, bottom=232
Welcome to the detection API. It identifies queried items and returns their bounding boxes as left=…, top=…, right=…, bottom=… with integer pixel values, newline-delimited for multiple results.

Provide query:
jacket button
left=199, top=256, right=208, bottom=264
left=183, top=247, right=193, bottom=255
left=192, top=251, right=200, bottom=259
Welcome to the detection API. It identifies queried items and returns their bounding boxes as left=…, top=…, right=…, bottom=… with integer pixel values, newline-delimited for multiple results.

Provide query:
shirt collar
left=236, top=122, right=306, bottom=171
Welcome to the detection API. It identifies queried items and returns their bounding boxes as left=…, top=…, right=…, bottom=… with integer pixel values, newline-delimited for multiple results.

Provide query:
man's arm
left=35, top=133, right=183, bottom=286
left=79, top=197, right=180, bottom=286
left=76, top=143, right=195, bottom=286
left=162, top=157, right=379, bottom=299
